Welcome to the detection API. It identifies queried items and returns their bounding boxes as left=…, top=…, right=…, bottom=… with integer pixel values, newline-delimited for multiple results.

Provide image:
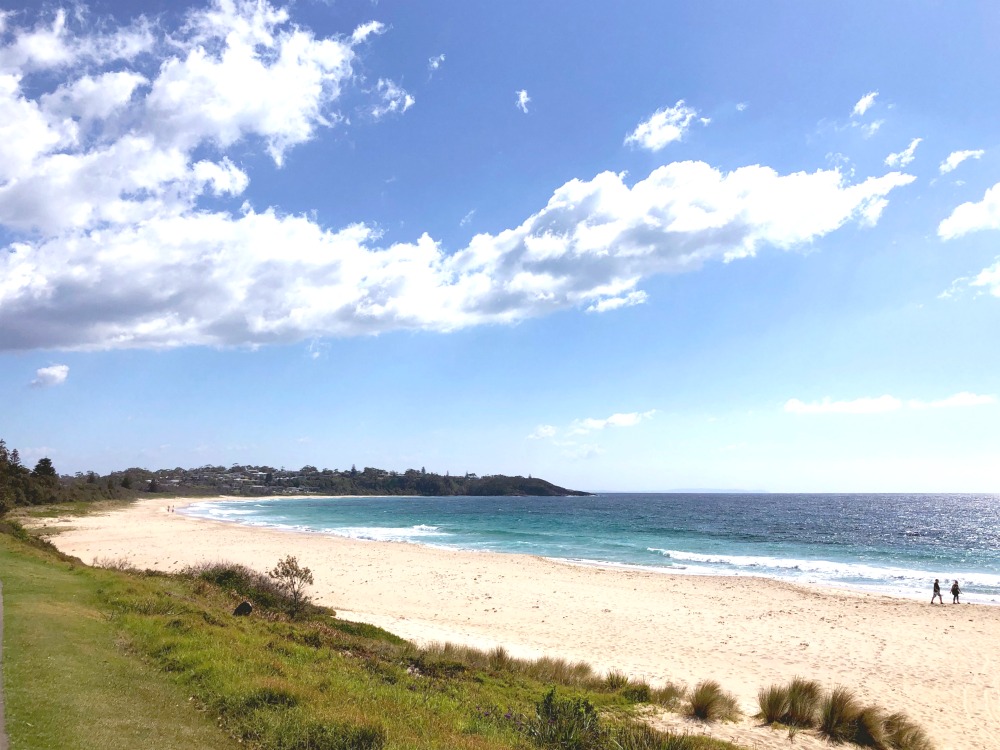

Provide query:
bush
left=757, top=684, right=789, bottom=724
left=621, top=680, right=652, bottom=704
left=529, top=688, right=605, bottom=750
left=269, top=555, right=315, bottom=619
left=687, top=680, right=740, bottom=722
left=819, top=686, right=861, bottom=743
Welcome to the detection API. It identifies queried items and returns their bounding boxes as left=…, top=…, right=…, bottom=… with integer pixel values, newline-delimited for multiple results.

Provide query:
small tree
left=268, top=555, right=314, bottom=618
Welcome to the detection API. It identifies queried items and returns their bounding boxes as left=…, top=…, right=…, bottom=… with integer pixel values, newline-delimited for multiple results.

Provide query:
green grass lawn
left=1, top=532, right=239, bottom=750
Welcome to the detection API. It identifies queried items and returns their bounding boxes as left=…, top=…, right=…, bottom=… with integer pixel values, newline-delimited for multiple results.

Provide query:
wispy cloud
left=624, top=100, right=706, bottom=152
left=515, top=89, right=530, bottom=113
left=372, top=78, right=414, bottom=119
left=568, top=410, right=656, bottom=435
left=785, top=392, right=995, bottom=414
left=31, top=364, right=69, bottom=387
left=428, top=53, right=445, bottom=71
left=940, top=149, right=984, bottom=174
left=884, top=138, right=922, bottom=168
left=527, top=424, right=557, bottom=440
left=852, top=90, right=878, bottom=117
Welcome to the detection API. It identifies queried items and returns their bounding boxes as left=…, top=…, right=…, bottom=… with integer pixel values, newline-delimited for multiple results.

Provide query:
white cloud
left=736, top=102, right=748, bottom=112
left=852, top=90, right=878, bottom=117
left=785, top=396, right=902, bottom=415
left=938, top=182, right=1000, bottom=240
left=624, top=100, right=704, bottom=152
left=569, top=410, right=656, bottom=435
left=515, top=89, right=530, bottom=113
left=428, top=53, right=445, bottom=71
left=31, top=364, right=69, bottom=387
left=861, top=120, right=884, bottom=138
left=459, top=209, right=476, bottom=226
left=0, top=3, right=917, bottom=353
left=0, top=159, right=915, bottom=350
left=371, top=78, right=414, bottom=119
left=785, top=392, right=995, bottom=414
left=527, top=425, right=557, bottom=440
left=939, top=149, right=984, bottom=174
left=351, top=20, right=385, bottom=44
left=884, top=138, right=921, bottom=168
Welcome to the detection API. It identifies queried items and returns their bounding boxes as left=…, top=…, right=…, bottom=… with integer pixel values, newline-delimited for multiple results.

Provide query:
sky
left=2, top=0, right=999, bottom=493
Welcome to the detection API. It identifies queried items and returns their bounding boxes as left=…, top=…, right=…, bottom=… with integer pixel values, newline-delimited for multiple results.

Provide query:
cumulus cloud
left=940, top=149, right=984, bottom=174
left=31, top=364, right=69, bottom=387
left=785, top=393, right=995, bottom=414
left=938, top=182, right=1000, bottom=240
left=0, top=2, right=917, bottom=353
left=625, top=100, right=705, bottom=152
left=515, top=89, right=530, bottom=113
left=852, top=91, right=878, bottom=117
left=884, top=138, right=921, bottom=168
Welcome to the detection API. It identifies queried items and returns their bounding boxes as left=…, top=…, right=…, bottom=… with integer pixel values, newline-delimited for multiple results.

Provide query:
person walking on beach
left=951, top=580, right=961, bottom=604
left=931, top=579, right=943, bottom=604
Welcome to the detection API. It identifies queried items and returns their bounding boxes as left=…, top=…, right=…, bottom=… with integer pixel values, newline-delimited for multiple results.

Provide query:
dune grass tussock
left=687, top=680, right=740, bottom=723
left=757, top=684, right=790, bottom=725
left=785, top=677, right=822, bottom=727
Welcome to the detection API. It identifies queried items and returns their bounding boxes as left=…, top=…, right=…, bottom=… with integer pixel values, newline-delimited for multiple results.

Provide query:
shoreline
left=177, top=494, right=1000, bottom=607
left=35, top=495, right=1000, bottom=750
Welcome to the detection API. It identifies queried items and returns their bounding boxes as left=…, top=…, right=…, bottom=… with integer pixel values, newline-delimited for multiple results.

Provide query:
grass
left=686, top=680, right=740, bottom=723
left=0, top=533, right=239, bottom=750
left=0, top=526, right=745, bottom=750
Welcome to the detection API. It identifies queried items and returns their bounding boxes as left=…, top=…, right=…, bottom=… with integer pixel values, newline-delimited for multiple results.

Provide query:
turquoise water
left=181, top=493, right=1000, bottom=605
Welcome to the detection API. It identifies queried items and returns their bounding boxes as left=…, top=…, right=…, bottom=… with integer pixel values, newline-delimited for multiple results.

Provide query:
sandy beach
left=34, top=497, right=1000, bottom=750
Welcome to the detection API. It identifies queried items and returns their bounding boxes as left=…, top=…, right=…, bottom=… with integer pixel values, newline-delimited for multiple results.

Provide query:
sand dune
left=37, top=497, right=1000, bottom=750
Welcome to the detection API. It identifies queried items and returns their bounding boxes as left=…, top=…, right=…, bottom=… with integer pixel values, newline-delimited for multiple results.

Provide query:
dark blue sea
left=181, top=493, right=1000, bottom=605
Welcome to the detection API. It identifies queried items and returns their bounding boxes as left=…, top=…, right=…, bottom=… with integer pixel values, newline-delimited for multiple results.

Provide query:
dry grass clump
left=687, top=680, right=740, bottom=722
left=649, top=682, right=685, bottom=710
left=819, top=686, right=862, bottom=742
left=757, top=684, right=790, bottom=724
left=785, top=677, right=822, bottom=726
left=885, top=712, right=934, bottom=750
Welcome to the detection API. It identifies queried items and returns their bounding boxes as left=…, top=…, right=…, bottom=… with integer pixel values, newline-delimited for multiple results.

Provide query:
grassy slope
left=0, top=534, right=239, bottom=750
left=1, top=525, right=741, bottom=750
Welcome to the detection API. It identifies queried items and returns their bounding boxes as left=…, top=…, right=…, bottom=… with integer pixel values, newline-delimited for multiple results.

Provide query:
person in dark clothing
left=931, top=579, right=943, bottom=604
left=951, top=580, right=961, bottom=604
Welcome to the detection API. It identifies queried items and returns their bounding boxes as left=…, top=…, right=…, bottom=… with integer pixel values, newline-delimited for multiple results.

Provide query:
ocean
left=180, top=493, right=1000, bottom=605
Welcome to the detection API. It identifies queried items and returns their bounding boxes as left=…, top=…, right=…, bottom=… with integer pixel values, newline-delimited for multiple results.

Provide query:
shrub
left=785, top=677, right=822, bottom=727
left=757, top=684, right=790, bottom=724
left=605, top=669, right=630, bottom=690
left=620, top=680, right=652, bottom=704
left=819, top=686, right=861, bottom=743
left=528, top=688, right=605, bottom=750
left=186, top=561, right=289, bottom=610
left=884, top=711, right=934, bottom=750
left=269, top=555, right=315, bottom=619
left=687, top=680, right=740, bottom=722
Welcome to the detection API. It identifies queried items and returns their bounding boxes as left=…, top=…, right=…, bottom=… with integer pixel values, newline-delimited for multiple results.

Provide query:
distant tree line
left=0, top=437, right=588, bottom=516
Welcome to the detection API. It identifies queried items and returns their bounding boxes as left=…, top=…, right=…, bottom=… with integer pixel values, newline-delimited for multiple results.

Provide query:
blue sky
left=2, top=0, right=999, bottom=492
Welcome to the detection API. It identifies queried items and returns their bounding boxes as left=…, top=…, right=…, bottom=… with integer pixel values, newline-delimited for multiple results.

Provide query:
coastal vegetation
left=0, top=519, right=935, bottom=750
left=757, top=679, right=932, bottom=750
left=0, top=436, right=587, bottom=518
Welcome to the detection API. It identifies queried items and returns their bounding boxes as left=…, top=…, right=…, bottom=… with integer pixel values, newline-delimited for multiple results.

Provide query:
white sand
left=35, top=497, right=1000, bottom=750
